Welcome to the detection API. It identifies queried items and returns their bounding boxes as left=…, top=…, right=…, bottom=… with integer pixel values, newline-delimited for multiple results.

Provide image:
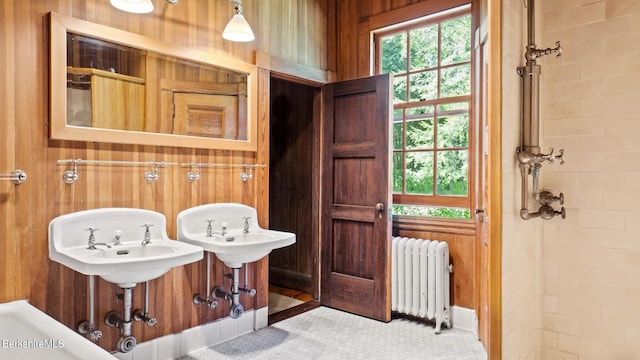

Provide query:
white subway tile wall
left=504, top=0, right=640, bottom=358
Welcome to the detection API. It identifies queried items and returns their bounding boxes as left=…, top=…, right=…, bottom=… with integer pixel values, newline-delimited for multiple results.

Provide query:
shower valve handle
left=553, top=149, right=565, bottom=165
left=545, top=148, right=565, bottom=165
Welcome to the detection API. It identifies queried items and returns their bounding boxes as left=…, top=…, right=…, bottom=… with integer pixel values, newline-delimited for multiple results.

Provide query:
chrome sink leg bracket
left=78, top=275, right=102, bottom=341
left=133, top=281, right=157, bottom=327
left=193, top=252, right=219, bottom=310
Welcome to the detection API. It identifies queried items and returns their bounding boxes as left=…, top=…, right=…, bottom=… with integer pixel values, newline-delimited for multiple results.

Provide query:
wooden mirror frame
left=48, top=12, right=258, bottom=151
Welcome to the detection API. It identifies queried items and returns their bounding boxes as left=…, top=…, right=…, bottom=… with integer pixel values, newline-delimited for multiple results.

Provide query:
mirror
left=48, top=12, right=258, bottom=151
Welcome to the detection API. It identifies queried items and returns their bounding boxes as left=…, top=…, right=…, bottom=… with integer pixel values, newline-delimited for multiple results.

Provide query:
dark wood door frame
left=258, top=51, right=330, bottom=303
left=267, top=72, right=322, bottom=301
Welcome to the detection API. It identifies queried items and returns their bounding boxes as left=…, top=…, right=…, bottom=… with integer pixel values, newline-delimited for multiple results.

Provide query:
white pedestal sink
left=49, top=208, right=203, bottom=288
left=177, top=203, right=295, bottom=268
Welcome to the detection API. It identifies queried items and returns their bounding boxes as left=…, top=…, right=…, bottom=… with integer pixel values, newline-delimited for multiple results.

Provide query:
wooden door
left=320, top=74, right=392, bottom=322
left=173, top=93, right=238, bottom=138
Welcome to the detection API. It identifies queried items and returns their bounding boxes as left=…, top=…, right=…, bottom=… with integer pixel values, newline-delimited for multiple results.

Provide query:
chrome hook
left=240, top=167, right=253, bottom=182
left=187, top=164, right=200, bottom=183
left=63, top=159, right=80, bottom=184
left=2, top=169, right=28, bottom=185
left=145, top=163, right=160, bottom=183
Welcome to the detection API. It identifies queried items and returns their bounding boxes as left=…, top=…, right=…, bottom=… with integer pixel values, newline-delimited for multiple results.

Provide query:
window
left=375, top=5, right=473, bottom=220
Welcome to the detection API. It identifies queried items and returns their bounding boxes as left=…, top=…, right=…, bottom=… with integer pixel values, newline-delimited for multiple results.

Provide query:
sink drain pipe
left=105, top=287, right=137, bottom=353
left=105, top=281, right=158, bottom=353
left=213, top=264, right=255, bottom=319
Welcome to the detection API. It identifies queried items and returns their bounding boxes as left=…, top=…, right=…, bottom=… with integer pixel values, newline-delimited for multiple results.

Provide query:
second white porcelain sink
left=177, top=203, right=296, bottom=268
left=49, top=208, right=203, bottom=288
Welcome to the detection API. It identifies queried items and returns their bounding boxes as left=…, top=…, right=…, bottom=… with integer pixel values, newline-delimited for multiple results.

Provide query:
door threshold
left=268, top=300, right=321, bottom=325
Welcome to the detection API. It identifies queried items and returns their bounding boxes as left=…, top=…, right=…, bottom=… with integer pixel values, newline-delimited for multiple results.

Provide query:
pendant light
left=222, top=0, right=255, bottom=42
left=110, top=0, right=154, bottom=13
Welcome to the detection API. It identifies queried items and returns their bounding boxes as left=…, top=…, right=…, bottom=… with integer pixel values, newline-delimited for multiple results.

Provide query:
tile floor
left=182, top=306, right=487, bottom=360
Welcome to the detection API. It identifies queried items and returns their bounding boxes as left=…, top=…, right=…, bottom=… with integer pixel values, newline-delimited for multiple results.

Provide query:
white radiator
left=391, top=237, right=452, bottom=334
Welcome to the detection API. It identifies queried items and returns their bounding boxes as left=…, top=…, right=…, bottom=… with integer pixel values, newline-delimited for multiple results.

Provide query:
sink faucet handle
left=205, top=219, right=214, bottom=237
left=85, top=227, right=99, bottom=240
left=141, top=223, right=154, bottom=245
left=141, top=223, right=153, bottom=232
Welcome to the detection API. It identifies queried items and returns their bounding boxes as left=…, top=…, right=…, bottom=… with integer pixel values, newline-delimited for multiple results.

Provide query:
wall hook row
left=180, top=162, right=265, bottom=183
left=58, top=159, right=177, bottom=184
left=0, top=169, right=28, bottom=185
left=57, top=159, right=266, bottom=184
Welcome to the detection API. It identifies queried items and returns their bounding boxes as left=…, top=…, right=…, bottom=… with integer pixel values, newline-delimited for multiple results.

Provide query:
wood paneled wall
left=0, top=0, right=327, bottom=352
left=1, top=0, right=482, bottom=352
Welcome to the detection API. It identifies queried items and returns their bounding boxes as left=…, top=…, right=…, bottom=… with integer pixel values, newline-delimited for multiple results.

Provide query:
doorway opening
left=268, top=76, right=321, bottom=323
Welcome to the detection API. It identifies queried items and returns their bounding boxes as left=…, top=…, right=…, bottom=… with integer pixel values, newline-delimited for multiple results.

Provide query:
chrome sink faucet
left=242, top=216, right=251, bottom=234
left=141, top=223, right=154, bottom=246
left=206, top=220, right=228, bottom=236
left=85, top=227, right=111, bottom=250
left=205, top=219, right=214, bottom=237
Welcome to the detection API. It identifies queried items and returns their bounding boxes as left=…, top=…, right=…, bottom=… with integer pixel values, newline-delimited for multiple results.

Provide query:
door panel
left=173, top=93, right=238, bottom=138
left=321, top=74, right=392, bottom=322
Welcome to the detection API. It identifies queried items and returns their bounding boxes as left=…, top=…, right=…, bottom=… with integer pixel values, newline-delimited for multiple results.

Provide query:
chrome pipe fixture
left=239, top=262, right=256, bottom=297
left=78, top=275, right=103, bottom=341
left=517, top=0, right=566, bottom=221
left=212, top=265, right=255, bottom=319
left=105, top=287, right=137, bottom=353
left=0, top=169, right=27, bottom=185
left=133, top=281, right=157, bottom=327
left=193, top=252, right=219, bottom=310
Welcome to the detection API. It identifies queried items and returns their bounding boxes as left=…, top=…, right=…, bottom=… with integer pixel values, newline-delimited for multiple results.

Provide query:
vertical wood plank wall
left=0, top=0, right=327, bottom=352
left=328, top=0, right=479, bottom=311
left=0, top=0, right=482, bottom=353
